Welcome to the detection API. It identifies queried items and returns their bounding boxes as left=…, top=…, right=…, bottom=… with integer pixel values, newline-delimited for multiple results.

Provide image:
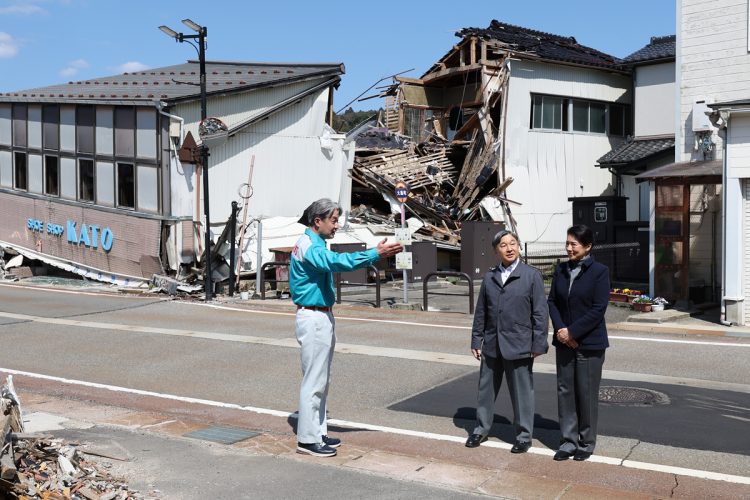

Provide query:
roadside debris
left=0, top=377, right=153, bottom=499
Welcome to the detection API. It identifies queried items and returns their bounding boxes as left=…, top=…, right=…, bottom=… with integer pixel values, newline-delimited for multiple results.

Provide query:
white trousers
left=295, top=309, right=336, bottom=444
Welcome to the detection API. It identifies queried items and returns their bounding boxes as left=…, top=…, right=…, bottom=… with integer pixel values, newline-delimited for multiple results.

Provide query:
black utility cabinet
left=331, top=243, right=368, bottom=284
left=408, top=241, right=437, bottom=283
left=460, top=221, right=505, bottom=280
left=569, top=196, right=627, bottom=243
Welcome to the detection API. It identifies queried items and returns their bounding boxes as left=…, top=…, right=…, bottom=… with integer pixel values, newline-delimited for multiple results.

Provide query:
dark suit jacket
left=547, top=255, right=610, bottom=350
left=471, top=261, right=549, bottom=360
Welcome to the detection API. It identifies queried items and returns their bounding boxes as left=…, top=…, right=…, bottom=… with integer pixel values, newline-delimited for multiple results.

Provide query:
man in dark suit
left=465, top=230, right=549, bottom=453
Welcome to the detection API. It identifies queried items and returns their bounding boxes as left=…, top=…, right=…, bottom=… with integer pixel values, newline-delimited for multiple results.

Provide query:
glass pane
left=43, top=105, right=59, bottom=150
left=12, top=104, right=26, bottom=147
left=45, top=156, right=59, bottom=196
left=572, top=101, right=588, bottom=132
left=656, top=213, right=683, bottom=237
left=76, top=105, right=95, bottom=154
left=79, top=159, right=95, bottom=202
left=114, top=106, right=135, bottom=157
left=14, top=152, right=27, bottom=190
left=532, top=96, right=542, bottom=128
left=590, top=103, right=606, bottom=133
left=656, top=241, right=683, bottom=265
left=610, top=104, right=624, bottom=136
left=657, top=185, right=683, bottom=207
left=117, top=163, right=135, bottom=208
left=542, top=96, right=562, bottom=129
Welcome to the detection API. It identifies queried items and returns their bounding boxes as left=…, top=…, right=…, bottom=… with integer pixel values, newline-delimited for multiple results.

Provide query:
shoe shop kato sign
left=27, top=217, right=114, bottom=252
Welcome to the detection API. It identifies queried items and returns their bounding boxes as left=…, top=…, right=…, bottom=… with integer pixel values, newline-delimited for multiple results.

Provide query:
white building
left=0, top=60, right=352, bottom=284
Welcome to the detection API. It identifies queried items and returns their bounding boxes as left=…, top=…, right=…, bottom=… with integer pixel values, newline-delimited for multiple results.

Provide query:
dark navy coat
left=547, top=255, right=610, bottom=351
left=471, top=261, right=549, bottom=360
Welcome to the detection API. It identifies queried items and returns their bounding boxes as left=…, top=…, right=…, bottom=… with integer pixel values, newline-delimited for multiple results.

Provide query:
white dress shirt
left=499, top=258, right=520, bottom=285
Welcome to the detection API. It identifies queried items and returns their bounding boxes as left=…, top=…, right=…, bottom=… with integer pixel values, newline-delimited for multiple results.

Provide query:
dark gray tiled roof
left=598, top=136, right=675, bottom=166
left=622, top=35, right=675, bottom=64
left=455, top=20, right=624, bottom=71
left=0, top=60, right=344, bottom=105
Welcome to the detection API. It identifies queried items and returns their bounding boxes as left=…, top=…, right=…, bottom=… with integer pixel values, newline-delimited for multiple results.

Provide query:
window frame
left=13, top=151, right=27, bottom=191
left=530, top=93, right=631, bottom=136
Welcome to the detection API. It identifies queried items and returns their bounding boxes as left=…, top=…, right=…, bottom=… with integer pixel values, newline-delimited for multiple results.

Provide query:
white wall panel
left=96, top=161, right=114, bottom=206
left=0, top=150, right=11, bottom=186
left=0, top=104, right=11, bottom=145
left=634, top=63, right=675, bottom=137
left=728, top=114, right=750, bottom=178
left=744, top=179, right=750, bottom=323
left=60, top=157, right=76, bottom=199
left=28, top=105, right=42, bottom=149
left=137, top=165, right=158, bottom=212
left=505, top=60, right=630, bottom=242
left=136, top=108, right=157, bottom=159
left=60, top=105, right=76, bottom=152
left=28, top=153, right=43, bottom=193
left=96, top=107, right=114, bottom=155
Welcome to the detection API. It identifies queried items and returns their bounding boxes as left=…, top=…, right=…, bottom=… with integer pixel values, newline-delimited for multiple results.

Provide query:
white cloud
left=0, top=3, right=47, bottom=15
left=59, top=58, right=89, bottom=77
left=112, top=61, right=150, bottom=74
left=0, top=32, right=19, bottom=58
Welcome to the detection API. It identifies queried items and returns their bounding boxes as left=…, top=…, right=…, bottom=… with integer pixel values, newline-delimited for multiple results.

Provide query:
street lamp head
left=158, top=25, right=180, bottom=40
left=181, top=19, right=203, bottom=33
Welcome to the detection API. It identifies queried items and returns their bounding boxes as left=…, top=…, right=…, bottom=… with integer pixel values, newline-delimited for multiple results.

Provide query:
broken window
left=78, top=158, right=95, bottom=202
left=117, top=162, right=135, bottom=209
left=14, top=151, right=27, bottom=190
left=44, top=155, right=59, bottom=196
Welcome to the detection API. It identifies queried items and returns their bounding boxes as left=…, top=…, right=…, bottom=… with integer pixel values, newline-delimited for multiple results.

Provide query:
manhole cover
left=183, top=426, right=261, bottom=444
left=598, top=386, right=670, bottom=406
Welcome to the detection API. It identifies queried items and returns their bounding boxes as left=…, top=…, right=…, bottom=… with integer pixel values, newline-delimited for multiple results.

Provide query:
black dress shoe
left=553, top=450, right=574, bottom=461
left=322, top=435, right=341, bottom=448
left=296, top=442, right=337, bottom=457
left=465, top=434, right=488, bottom=448
left=573, top=450, right=592, bottom=461
left=510, top=441, right=530, bottom=454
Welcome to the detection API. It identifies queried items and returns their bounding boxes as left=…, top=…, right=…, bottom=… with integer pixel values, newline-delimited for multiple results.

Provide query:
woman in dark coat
left=547, top=225, right=610, bottom=461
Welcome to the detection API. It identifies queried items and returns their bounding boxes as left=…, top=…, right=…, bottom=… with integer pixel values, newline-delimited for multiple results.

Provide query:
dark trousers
left=555, top=347, right=605, bottom=453
left=473, top=354, right=535, bottom=443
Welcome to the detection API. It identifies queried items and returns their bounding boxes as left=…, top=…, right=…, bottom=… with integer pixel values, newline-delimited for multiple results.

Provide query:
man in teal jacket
left=291, top=198, right=402, bottom=457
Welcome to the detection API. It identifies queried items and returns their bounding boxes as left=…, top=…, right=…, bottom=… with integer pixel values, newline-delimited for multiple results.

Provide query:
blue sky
left=0, top=0, right=675, bottom=111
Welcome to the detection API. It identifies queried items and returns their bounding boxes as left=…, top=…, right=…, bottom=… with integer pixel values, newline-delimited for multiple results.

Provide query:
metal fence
left=523, top=241, right=646, bottom=286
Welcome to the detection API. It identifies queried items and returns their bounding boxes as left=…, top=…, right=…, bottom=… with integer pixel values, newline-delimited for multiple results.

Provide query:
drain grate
left=183, top=426, right=261, bottom=444
left=599, top=386, right=670, bottom=406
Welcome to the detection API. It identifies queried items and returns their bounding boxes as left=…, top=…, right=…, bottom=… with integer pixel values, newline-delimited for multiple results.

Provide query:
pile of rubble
left=1, top=377, right=151, bottom=499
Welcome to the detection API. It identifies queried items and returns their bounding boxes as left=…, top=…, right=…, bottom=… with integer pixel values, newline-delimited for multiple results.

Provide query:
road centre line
left=2, top=310, right=749, bottom=393
left=1, top=367, right=748, bottom=486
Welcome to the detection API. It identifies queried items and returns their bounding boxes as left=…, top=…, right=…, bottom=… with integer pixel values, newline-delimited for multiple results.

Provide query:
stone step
left=626, top=309, right=691, bottom=323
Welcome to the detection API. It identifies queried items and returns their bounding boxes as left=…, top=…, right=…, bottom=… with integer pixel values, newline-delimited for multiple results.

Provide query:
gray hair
left=491, top=229, right=520, bottom=248
left=298, top=198, right=341, bottom=227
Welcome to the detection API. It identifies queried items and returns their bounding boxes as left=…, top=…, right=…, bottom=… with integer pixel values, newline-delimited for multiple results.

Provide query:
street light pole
left=159, top=19, right=213, bottom=301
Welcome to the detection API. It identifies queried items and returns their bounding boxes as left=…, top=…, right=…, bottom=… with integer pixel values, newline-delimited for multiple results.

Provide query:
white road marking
left=0, top=281, right=156, bottom=300
left=196, top=303, right=750, bottom=348
left=1, top=310, right=749, bottom=393
left=1, top=366, right=748, bottom=486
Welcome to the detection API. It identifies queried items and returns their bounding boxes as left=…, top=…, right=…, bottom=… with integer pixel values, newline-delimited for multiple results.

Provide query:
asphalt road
left=0, top=282, right=749, bottom=490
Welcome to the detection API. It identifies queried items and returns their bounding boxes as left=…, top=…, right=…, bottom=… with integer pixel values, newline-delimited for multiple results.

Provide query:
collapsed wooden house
left=351, top=20, right=633, bottom=244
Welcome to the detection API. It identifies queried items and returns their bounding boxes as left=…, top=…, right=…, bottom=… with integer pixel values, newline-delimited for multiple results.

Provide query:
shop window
left=42, top=104, right=60, bottom=150
left=14, top=151, right=27, bottom=190
left=76, top=105, right=95, bottom=154
left=45, top=156, right=59, bottom=196
left=78, top=158, right=95, bottom=202
left=12, top=104, right=27, bottom=148
left=114, top=106, right=135, bottom=157
left=117, top=162, right=135, bottom=208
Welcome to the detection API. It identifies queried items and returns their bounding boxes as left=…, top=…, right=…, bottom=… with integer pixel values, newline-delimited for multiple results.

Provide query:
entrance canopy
left=634, top=159, right=722, bottom=182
